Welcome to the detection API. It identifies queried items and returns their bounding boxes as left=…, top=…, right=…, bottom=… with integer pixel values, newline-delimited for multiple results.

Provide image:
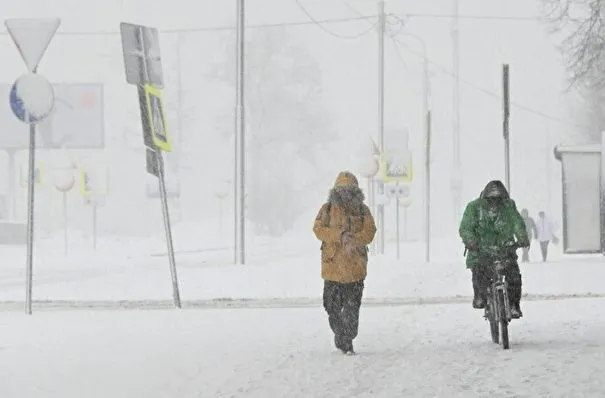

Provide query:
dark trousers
left=323, top=280, right=364, bottom=348
left=472, top=262, right=522, bottom=308
left=521, top=247, right=530, bottom=262
left=539, top=241, right=549, bottom=262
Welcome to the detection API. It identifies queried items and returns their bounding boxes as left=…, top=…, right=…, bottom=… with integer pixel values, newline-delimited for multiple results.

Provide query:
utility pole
left=234, top=0, right=246, bottom=264
left=503, top=64, right=511, bottom=193
left=377, top=0, right=386, bottom=254
left=423, top=50, right=431, bottom=263
left=451, top=0, right=462, bottom=223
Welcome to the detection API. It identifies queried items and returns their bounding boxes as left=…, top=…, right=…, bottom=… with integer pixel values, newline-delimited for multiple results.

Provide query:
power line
left=339, top=0, right=370, bottom=18
left=396, top=13, right=547, bottom=21
left=0, top=12, right=545, bottom=37
left=390, top=38, right=586, bottom=129
left=298, top=2, right=576, bottom=127
left=336, top=1, right=548, bottom=22
left=293, top=0, right=378, bottom=39
left=389, top=35, right=412, bottom=71
left=333, top=4, right=573, bottom=128
left=0, top=8, right=571, bottom=127
left=338, top=0, right=546, bottom=21
left=338, top=1, right=407, bottom=38
left=0, top=15, right=377, bottom=36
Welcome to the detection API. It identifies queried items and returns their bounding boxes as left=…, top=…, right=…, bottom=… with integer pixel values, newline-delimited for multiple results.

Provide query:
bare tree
left=541, top=1, right=605, bottom=142
left=543, top=0, right=605, bottom=88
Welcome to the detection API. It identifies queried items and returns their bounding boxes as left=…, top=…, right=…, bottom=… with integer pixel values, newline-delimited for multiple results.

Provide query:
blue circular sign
left=10, top=82, right=34, bottom=123
left=9, top=73, right=55, bottom=124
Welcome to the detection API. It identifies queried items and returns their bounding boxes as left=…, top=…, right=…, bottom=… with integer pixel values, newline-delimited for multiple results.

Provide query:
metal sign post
left=26, top=117, right=36, bottom=314
left=79, top=169, right=108, bottom=251
left=377, top=0, right=386, bottom=255
left=52, top=151, right=76, bottom=256
left=83, top=194, right=105, bottom=251
left=93, top=202, right=98, bottom=250
left=396, top=196, right=400, bottom=259
left=386, top=183, right=412, bottom=260
left=601, top=132, right=605, bottom=255
left=120, top=22, right=181, bottom=308
left=63, top=193, right=68, bottom=253
left=380, top=134, right=413, bottom=259
left=234, top=0, right=246, bottom=265
left=5, top=17, right=60, bottom=315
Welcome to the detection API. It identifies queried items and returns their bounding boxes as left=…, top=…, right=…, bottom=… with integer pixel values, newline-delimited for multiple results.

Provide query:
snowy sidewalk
left=2, top=298, right=605, bottom=397
left=0, top=237, right=603, bottom=308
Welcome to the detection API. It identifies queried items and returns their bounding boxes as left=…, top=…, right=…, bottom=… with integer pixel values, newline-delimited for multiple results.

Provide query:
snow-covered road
left=1, top=297, right=604, bottom=397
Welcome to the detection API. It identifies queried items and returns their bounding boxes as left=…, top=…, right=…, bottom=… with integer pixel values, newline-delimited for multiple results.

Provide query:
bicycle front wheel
left=487, top=298, right=499, bottom=344
left=497, top=290, right=510, bottom=349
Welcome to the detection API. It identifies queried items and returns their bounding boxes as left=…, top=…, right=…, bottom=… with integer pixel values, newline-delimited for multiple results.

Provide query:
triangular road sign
left=4, top=18, right=61, bottom=71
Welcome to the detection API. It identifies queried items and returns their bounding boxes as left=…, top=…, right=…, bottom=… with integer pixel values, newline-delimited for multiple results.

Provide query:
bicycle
left=479, top=241, right=520, bottom=350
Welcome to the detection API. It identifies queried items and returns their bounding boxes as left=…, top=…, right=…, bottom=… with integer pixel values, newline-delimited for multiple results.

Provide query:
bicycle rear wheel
left=497, top=290, right=510, bottom=349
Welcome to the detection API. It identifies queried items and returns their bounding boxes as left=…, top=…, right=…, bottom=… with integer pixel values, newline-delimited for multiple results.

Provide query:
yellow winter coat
left=313, top=171, right=377, bottom=283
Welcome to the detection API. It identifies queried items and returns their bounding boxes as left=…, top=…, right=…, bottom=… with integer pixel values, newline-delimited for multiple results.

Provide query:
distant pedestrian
left=535, top=211, right=556, bottom=262
left=520, top=209, right=538, bottom=262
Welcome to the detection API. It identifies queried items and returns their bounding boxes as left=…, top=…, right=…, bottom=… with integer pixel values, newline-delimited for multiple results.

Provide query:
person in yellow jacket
left=313, top=171, right=377, bottom=355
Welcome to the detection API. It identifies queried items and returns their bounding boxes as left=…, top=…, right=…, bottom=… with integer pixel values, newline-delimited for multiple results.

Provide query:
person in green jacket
left=458, top=180, right=530, bottom=318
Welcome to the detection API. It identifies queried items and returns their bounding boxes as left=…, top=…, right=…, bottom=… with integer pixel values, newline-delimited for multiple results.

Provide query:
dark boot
left=340, top=338, right=355, bottom=355
left=472, top=269, right=486, bottom=309
left=473, top=296, right=486, bottom=309
left=334, top=334, right=346, bottom=351
left=508, top=272, right=523, bottom=319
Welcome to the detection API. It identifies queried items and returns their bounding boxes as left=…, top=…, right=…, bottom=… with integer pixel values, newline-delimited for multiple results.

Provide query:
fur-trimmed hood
left=327, top=171, right=365, bottom=215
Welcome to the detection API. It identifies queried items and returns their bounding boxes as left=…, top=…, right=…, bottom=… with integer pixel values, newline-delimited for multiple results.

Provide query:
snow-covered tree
left=213, top=29, right=334, bottom=235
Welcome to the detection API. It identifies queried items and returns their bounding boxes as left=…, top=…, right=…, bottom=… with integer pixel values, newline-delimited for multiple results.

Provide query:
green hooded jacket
left=458, top=181, right=529, bottom=269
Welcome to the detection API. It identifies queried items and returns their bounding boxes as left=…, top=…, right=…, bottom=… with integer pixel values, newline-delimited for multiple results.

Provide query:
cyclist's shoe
left=511, top=305, right=523, bottom=319
left=472, top=297, right=486, bottom=309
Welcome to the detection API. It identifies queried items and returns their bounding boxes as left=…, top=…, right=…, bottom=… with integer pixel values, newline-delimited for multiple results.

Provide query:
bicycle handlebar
left=481, top=241, right=520, bottom=253
left=464, top=241, right=520, bottom=258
